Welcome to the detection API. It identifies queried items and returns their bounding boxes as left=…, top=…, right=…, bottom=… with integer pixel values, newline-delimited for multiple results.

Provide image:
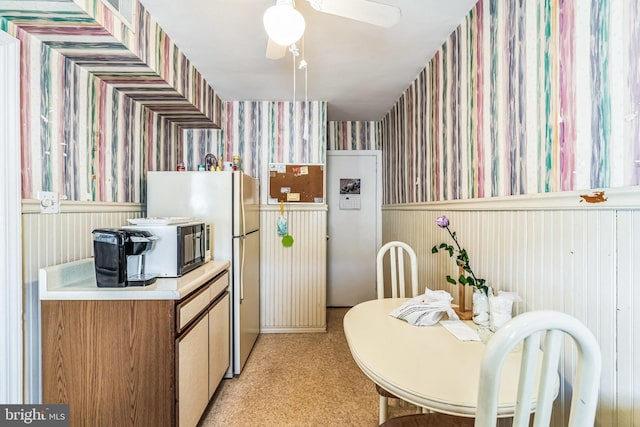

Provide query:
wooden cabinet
left=41, top=299, right=176, bottom=426
left=41, top=269, right=230, bottom=427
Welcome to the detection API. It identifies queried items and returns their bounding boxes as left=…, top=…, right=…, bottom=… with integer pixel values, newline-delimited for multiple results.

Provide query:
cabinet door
left=177, top=314, right=209, bottom=427
left=209, top=292, right=230, bottom=398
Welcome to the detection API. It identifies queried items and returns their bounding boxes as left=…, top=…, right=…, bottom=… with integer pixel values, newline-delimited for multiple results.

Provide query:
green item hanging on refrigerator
left=281, top=234, right=294, bottom=247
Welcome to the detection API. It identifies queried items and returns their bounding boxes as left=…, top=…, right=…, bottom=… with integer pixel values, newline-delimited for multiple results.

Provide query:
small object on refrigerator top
left=204, top=153, right=217, bottom=171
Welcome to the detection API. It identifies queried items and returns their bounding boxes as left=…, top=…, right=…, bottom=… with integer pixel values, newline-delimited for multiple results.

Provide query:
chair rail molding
left=21, top=200, right=144, bottom=214
left=0, top=30, right=22, bottom=404
left=383, top=186, right=639, bottom=211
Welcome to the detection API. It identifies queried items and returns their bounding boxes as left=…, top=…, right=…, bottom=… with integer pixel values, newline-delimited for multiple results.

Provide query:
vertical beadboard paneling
left=21, top=201, right=144, bottom=403
left=616, top=209, right=640, bottom=426
left=260, top=206, right=327, bottom=333
left=382, top=187, right=639, bottom=427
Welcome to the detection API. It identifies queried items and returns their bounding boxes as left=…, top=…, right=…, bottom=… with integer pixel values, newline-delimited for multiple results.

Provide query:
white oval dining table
left=343, top=298, right=551, bottom=418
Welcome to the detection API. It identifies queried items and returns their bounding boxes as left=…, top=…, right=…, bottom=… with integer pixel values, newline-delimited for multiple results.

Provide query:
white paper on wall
left=339, top=194, right=361, bottom=210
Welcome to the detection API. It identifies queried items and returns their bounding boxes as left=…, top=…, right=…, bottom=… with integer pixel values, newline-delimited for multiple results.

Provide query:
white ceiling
left=138, top=0, right=477, bottom=122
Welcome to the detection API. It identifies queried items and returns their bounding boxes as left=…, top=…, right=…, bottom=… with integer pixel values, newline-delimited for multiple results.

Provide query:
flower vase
left=472, top=288, right=491, bottom=327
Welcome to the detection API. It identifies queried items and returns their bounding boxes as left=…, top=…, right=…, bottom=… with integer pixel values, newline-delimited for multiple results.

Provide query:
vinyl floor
left=198, top=308, right=419, bottom=427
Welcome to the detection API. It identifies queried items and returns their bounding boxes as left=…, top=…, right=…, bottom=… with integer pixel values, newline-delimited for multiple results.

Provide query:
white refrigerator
left=146, top=171, right=260, bottom=377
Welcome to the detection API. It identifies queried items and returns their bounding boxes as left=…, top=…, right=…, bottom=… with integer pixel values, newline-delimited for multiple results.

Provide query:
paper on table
left=440, top=320, right=481, bottom=341
left=388, top=289, right=459, bottom=326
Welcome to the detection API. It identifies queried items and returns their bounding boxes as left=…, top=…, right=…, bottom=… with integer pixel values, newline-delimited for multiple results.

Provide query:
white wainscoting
left=260, top=205, right=327, bottom=333
left=0, top=30, right=21, bottom=405
left=21, top=200, right=144, bottom=403
left=381, top=186, right=640, bottom=427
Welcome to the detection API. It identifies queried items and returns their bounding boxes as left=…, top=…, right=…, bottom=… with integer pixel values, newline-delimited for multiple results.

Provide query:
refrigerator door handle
left=240, top=234, right=246, bottom=302
left=240, top=172, right=246, bottom=236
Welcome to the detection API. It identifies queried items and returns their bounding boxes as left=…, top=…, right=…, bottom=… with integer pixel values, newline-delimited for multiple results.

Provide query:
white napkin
left=440, top=320, right=481, bottom=341
left=389, top=289, right=459, bottom=326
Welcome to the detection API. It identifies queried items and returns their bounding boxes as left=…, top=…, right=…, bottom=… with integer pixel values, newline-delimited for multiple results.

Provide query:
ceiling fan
left=264, top=0, right=401, bottom=60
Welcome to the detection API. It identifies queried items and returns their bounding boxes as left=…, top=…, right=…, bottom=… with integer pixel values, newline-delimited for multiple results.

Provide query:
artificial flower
left=432, top=215, right=488, bottom=295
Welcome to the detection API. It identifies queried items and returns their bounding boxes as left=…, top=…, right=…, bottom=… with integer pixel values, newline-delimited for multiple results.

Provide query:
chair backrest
left=376, top=241, right=419, bottom=299
left=475, top=310, right=601, bottom=427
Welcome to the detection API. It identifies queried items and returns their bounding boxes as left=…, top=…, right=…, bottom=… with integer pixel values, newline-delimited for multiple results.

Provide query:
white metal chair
left=380, top=310, right=602, bottom=427
left=376, top=241, right=419, bottom=300
left=375, top=241, right=420, bottom=423
left=475, top=310, right=601, bottom=427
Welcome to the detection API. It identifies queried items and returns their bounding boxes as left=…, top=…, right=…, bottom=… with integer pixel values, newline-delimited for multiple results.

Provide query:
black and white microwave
left=124, top=222, right=208, bottom=277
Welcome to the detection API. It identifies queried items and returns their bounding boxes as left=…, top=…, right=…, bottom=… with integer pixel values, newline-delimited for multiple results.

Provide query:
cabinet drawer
left=177, top=271, right=230, bottom=332
left=209, top=271, right=229, bottom=302
left=177, top=286, right=210, bottom=331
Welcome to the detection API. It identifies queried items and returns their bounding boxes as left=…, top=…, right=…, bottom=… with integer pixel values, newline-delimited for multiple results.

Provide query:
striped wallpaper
left=5, top=0, right=639, bottom=207
left=326, top=121, right=381, bottom=151
left=627, top=0, right=640, bottom=186
left=381, top=0, right=640, bottom=205
left=0, top=0, right=220, bottom=203
left=182, top=101, right=327, bottom=185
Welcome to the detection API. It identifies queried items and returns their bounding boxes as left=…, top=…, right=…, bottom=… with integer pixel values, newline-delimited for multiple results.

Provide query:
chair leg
left=379, top=395, right=388, bottom=424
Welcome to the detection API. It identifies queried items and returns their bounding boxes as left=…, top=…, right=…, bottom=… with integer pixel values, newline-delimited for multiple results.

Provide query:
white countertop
left=39, top=258, right=231, bottom=300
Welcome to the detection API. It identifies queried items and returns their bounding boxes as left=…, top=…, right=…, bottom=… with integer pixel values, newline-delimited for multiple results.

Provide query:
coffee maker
left=92, top=228, right=158, bottom=287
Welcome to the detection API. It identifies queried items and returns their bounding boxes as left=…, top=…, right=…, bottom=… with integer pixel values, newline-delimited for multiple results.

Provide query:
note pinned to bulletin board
left=268, top=163, right=325, bottom=204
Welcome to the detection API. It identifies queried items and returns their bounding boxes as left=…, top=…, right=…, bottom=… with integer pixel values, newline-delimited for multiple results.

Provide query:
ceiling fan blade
left=308, top=0, right=401, bottom=28
left=266, top=37, right=287, bottom=60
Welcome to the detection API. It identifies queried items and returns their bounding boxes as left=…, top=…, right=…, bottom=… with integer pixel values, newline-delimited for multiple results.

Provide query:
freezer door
left=147, top=171, right=234, bottom=260
left=232, top=229, right=260, bottom=374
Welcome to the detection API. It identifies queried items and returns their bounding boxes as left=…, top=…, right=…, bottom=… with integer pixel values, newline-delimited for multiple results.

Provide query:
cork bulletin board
left=268, top=163, right=325, bottom=203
